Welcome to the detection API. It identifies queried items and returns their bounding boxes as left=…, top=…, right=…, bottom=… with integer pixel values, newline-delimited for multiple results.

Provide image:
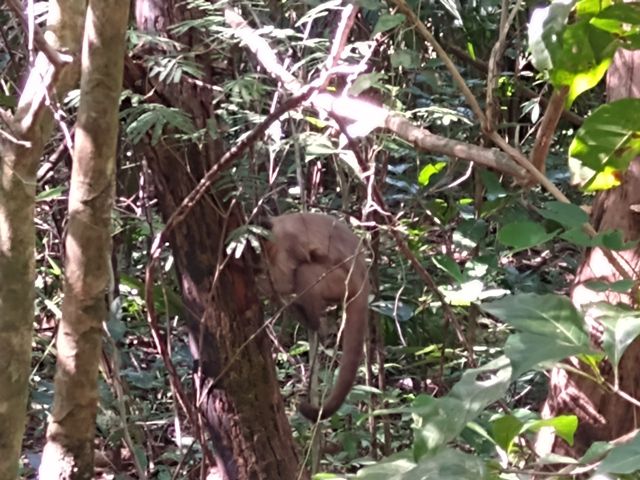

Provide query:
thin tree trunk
left=39, top=1, right=129, bottom=477
left=0, top=0, right=85, bottom=477
left=128, top=2, right=307, bottom=478
left=538, top=49, right=640, bottom=457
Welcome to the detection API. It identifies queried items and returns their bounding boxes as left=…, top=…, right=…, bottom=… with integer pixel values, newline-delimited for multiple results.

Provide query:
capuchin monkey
left=262, top=212, right=369, bottom=421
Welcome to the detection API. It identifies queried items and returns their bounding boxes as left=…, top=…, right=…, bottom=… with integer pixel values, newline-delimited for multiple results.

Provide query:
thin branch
left=325, top=3, right=359, bottom=70
left=529, top=86, right=569, bottom=173
left=389, top=0, right=486, bottom=125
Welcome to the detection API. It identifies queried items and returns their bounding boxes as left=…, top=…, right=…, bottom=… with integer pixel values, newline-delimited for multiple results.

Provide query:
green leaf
left=583, top=279, right=635, bottom=293
left=497, top=221, right=558, bottom=251
left=349, top=72, right=387, bottom=96
left=538, top=201, right=589, bottom=228
left=482, top=294, right=589, bottom=345
left=418, top=162, right=446, bottom=186
left=390, top=49, right=420, bottom=69
left=356, top=0, right=382, bottom=10
left=402, top=448, right=486, bottom=480
left=589, top=303, right=640, bottom=370
left=448, top=356, right=512, bottom=421
left=432, top=254, right=464, bottom=283
left=522, top=416, right=578, bottom=446
left=479, top=169, right=506, bottom=200
left=529, top=0, right=575, bottom=72
left=591, top=3, right=640, bottom=37
left=599, top=229, right=638, bottom=250
left=410, top=396, right=469, bottom=453
left=577, top=0, right=612, bottom=18
left=560, top=227, right=594, bottom=247
left=354, top=452, right=415, bottom=479
left=492, top=414, right=523, bottom=452
left=570, top=99, right=640, bottom=188
left=373, top=14, right=406, bottom=35
left=529, top=3, right=616, bottom=103
left=36, top=186, right=66, bottom=202
left=504, top=332, right=592, bottom=378
left=597, top=431, right=640, bottom=474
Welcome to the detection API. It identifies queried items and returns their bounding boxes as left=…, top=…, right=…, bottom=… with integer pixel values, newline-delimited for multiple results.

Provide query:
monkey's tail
left=299, top=282, right=369, bottom=421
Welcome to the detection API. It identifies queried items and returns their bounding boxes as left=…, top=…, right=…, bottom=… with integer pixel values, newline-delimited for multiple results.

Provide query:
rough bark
left=130, top=2, right=305, bottom=479
left=0, top=0, right=85, bottom=477
left=539, top=49, right=640, bottom=457
left=39, top=1, right=129, bottom=478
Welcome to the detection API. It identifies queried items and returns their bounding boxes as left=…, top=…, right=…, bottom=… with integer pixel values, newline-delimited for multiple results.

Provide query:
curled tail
left=299, top=283, right=369, bottom=421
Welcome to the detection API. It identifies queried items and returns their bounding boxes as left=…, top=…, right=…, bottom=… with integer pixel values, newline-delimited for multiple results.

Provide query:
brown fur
left=263, top=212, right=369, bottom=421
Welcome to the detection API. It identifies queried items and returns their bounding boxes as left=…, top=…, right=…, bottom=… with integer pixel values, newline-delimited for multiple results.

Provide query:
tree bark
left=0, top=0, right=85, bottom=477
left=538, top=49, right=640, bottom=457
left=129, top=2, right=305, bottom=479
left=39, top=1, right=129, bottom=478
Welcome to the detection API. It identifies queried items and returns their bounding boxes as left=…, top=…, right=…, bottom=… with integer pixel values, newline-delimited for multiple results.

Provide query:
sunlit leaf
left=570, top=99, right=640, bottom=188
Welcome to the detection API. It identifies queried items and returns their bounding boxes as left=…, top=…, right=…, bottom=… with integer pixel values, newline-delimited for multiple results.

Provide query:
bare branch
left=529, top=86, right=569, bottom=174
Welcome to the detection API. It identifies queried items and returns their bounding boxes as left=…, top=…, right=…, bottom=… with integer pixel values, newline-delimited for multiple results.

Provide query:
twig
left=324, top=3, right=359, bottom=71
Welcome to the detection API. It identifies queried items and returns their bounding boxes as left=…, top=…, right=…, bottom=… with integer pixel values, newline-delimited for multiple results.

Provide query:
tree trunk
left=128, top=2, right=305, bottom=479
left=39, top=1, right=129, bottom=478
left=0, top=0, right=85, bottom=477
left=539, top=49, right=640, bottom=456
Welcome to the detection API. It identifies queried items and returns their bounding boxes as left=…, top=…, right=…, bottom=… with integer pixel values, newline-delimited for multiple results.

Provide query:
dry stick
left=529, top=86, right=569, bottom=173
left=391, top=0, right=631, bottom=281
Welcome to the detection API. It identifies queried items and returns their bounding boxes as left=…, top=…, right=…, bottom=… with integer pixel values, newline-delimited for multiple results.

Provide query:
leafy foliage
left=6, top=0, right=640, bottom=477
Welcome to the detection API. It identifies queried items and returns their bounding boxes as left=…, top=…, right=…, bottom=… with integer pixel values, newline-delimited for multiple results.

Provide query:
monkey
left=261, top=212, right=369, bottom=421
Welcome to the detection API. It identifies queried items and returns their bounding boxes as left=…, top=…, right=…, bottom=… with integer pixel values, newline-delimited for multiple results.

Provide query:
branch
left=225, top=8, right=527, bottom=179
left=389, top=0, right=486, bottom=126
left=529, top=86, right=569, bottom=174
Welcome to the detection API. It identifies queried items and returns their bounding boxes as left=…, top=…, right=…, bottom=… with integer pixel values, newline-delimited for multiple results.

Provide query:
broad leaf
left=597, top=431, right=640, bottom=474
left=522, top=415, right=578, bottom=446
left=373, top=14, right=405, bottom=35
left=590, top=303, right=640, bottom=370
left=529, top=2, right=616, bottom=103
left=402, top=448, right=486, bottom=480
left=504, top=332, right=592, bottom=378
left=482, top=294, right=589, bottom=345
left=569, top=99, right=640, bottom=190
left=448, top=356, right=512, bottom=421
left=538, top=201, right=589, bottom=228
left=418, top=162, right=446, bottom=186
left=491, top=414, right=523, bottom=452
left=497, top=221, right=558, bottom=251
